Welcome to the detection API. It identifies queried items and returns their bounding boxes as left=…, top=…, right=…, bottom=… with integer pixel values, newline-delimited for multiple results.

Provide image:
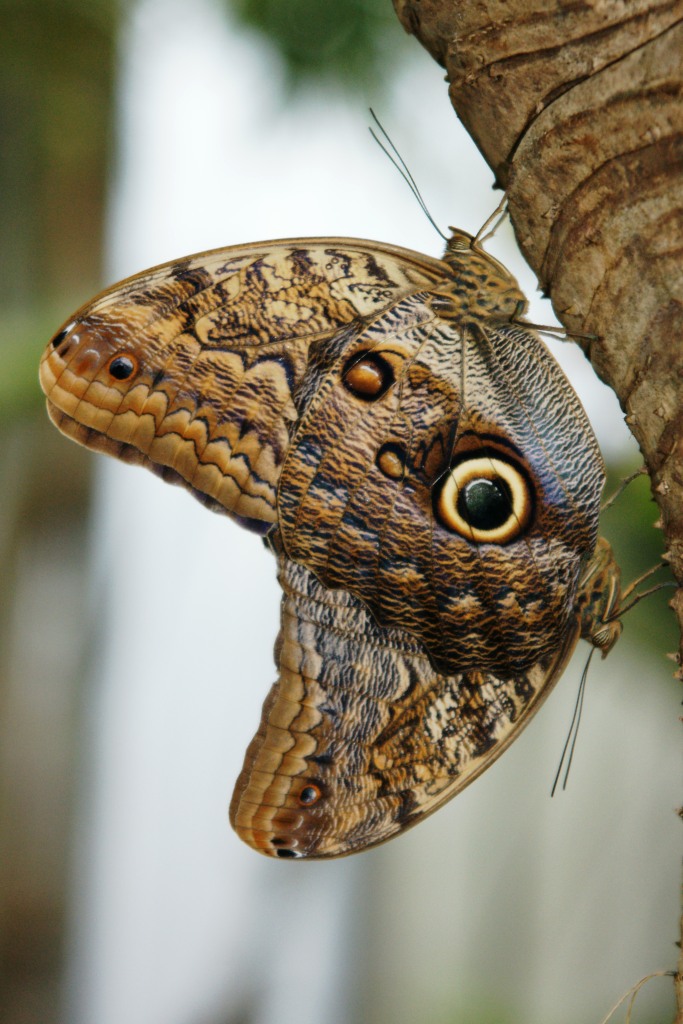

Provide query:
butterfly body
left=40, top=229, right=620, bottom=858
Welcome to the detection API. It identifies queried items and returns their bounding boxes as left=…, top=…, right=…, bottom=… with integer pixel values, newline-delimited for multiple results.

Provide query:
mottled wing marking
left=230, top=551, right=580, bottom=859
left=279, top=302, right=604, bottom=676
left=39, top=230, right=621, bottom=859
left=40, top=239, right=445, bottom=528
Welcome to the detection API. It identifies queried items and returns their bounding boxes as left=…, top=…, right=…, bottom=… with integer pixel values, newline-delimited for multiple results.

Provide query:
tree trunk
left=393, top=0, right=682, bottom=626
left=392, top=0, right=682, bottom=1015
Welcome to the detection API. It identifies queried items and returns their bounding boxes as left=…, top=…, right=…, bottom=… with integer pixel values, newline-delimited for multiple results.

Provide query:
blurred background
left=0, top=1, right=679, bottom=1022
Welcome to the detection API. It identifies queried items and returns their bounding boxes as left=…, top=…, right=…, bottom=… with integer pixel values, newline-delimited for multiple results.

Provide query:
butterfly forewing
left=40, top=238, right=445, bottom=529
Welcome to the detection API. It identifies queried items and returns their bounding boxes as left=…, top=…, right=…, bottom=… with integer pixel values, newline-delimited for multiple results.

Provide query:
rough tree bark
left=392, top=0, right=682, bottom=1016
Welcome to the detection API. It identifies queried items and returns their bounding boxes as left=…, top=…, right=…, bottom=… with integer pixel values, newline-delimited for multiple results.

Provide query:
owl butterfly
left=40, top=229, right=622, bottom=859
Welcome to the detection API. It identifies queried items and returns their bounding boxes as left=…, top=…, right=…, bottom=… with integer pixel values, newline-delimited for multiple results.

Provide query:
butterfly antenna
left=551, top=649, right=593, bottom=797
left=368, top=109, right=447, bottom=242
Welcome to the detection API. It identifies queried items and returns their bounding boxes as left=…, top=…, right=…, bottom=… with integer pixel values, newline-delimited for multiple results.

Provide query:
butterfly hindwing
left=230, top=551, right=580, bottom=858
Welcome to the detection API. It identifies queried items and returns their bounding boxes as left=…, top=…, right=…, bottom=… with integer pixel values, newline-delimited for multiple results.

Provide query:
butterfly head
left=438, top=229, right=528, bottom=322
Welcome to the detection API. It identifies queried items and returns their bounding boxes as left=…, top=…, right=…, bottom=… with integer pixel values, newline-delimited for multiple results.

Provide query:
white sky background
left=67, top=3, right=679, bottom=1024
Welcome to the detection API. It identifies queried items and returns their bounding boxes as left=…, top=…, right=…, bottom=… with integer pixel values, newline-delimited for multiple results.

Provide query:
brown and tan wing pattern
left=230, top=549, right=581, bottom=859
left=279, top=293, right=604, bottom=677
left=40, top=238, right=445, bottom=530
left=232, top=536, right=623, bottom=859
left=39, top=230, right=622, bottom=859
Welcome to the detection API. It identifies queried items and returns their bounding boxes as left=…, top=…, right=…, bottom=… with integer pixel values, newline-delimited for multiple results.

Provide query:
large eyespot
left=434, top=452, right=533, bottom=543
left=107, top=354, right=138, bottom=381
left=342, top=350, right=394, bottom=400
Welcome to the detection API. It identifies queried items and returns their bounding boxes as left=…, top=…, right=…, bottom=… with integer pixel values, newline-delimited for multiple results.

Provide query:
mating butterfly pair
left=39, top=228, right=621, bottom=858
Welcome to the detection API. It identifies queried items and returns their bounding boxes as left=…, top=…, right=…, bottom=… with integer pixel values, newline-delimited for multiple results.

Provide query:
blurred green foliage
left=229, top=0, right=410, bottom=92
left=0, top=0, right=118, bottom=305
left=0, top=0, right=118, bottom=423
left=0, top=314, right=49, bottom=424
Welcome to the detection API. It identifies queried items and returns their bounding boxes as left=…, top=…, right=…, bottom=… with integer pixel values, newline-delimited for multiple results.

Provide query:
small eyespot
left=51, top=322, right=77, bottom=349
left=434, top=451, right=533, bottom=543
left=376, top=442, right=405, bottom=480
left=107, top=354, right=138, bottom=381
left=298, top=784, right=322, bottom=806
left=342, top=351, right=394, bottom=401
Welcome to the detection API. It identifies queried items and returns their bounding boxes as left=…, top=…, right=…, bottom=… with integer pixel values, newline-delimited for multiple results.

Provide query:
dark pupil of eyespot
left=109, top=356, right=134, bottom=380
left=457, top=477, right=512, bottom=530
left=300, top=786, right=318, bottom=805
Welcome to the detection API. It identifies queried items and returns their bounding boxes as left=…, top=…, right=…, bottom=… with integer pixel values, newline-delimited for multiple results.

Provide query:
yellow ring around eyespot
left=436, top=455, right=532, bottom=543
